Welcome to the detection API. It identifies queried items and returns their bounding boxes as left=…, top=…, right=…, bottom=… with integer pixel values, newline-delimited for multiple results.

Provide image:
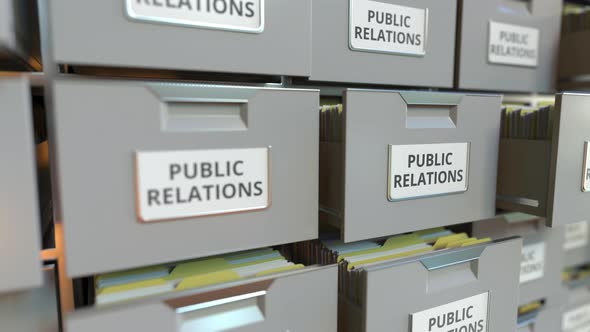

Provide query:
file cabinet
left=311, top=0, right=457, bottom=87
left=0, top=76, right=43, bottom=293
left=0, top=265, right=60, bottom=332
left=46, top=0, right=311, bottom=77
left=497, top=93, right=590, bottom=227
left=0, top=0, right=41, bottom=70
left=51, top=78, right=320, bottom=277
left=339, top=238, right=521, bottom=332
left=563, top=221, right=590, bottom=268
left=67, top=265, right=337, bottom=332
left=456, top=0, right=561, bottom=92
left=472, top=213, right=563, bottom=306
left=320, top=89, right=501, bottom=242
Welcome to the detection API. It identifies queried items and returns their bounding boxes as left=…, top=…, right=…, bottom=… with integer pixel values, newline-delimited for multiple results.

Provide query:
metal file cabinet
left=45, top=0, right=311, bottom=77
left=0, top=76, right=43, bottom=293
left=472, top=214, right=563, bottom=307
left=338, top=238, right=522, bottom=332
left=0, top=265, right=60, bottom=332
left=320, top=89, right=501, bottom=242
left=50, top=78, right=320, bottom=277
left=497, top=93, right=590, bottom=227
left=563, top=221, right=590, bottom=269
left=456, top=0, right=562, bottom=93
left=67, top=265, right=337, bottom=332
left=0, top=0, right=41, bottom=70
left=310, top=0, right=457, bottom=87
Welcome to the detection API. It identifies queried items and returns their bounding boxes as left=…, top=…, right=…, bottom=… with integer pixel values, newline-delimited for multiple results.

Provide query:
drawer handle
left=419, top=246, right=485, bottom=271
left=165, top=279, right=272, bottom=330
left=162, top=99, right=248, bottom=133
left=399, top=91, right=462, bottom=129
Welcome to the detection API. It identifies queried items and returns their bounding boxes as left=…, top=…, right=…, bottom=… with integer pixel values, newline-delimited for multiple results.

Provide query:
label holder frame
left=125, top=0, right=266, bottom=34
left=133, top=146, right=273, bottom=224
left=347, top=0, right=429, bottom=57
left=386, top=142, right=471, bottom=202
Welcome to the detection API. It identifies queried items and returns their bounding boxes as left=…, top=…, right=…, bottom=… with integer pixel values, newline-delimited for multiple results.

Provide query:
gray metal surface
left=497, top=93, right=590, bottom=227
left=356, top=238, right=522, bottom=331
left=0, top=265, right=60, bottom=332
left=0, top=0, right=40, bottom=69
left=46, top=0, right=311, bottom=76
left=51, top=77, right=319, bottom=277
left=0, top=76, right=43, bottom=293
left=456, top=0, right=561, bottom=92
left=472, top=216, right=563, bottom=306
left=67, top=265, right=337, bottom=332
left=342, top=89, right=501, bottom=241
left=548, top=93, right=590, bottom=227
left=310, top=0, right=456, bottom=87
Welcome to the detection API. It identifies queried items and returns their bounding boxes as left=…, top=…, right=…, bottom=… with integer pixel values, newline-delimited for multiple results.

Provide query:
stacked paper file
left=563, top=264, right=590, bottom=288
left=94, top=248, right=304, bottom=305
left=320, top=104, right=344, bottom=142
left=517, top=300, right=545, bottom=328
left=309, top=228, right=491, bottom=304
left=500, top=104, right=554, bottom=140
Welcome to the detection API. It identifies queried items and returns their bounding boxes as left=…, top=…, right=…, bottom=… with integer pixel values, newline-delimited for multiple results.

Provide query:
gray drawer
left=472, top=214, right=563, bottom=306
left=0, top=76, right=43, bottom=293
left=497, top=93, right=590, bottom=227
left=51, top=78, right=319, bottom=277
left=310, top=0, right=456, bottom=87
left=340, top=238, right=521, bottom=332
left=0, top=265, right=60, bottom=332
left=67, top=265, right=337, bottom=332
left=0, top=0, right=41, bottom=70
left=562, top=286, right=590, bottom=332
left=456, top=0, right=561, bottom=93
left=563, top=221, right=590, bottom=268
left=320, top=89, right=501, bottom=242
left=46, top=0, right=311, bottom=76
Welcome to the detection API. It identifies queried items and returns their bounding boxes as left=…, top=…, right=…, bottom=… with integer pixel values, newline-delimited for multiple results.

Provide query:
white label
left=563, top=304, right=590, bottom=330
left=126, top=0, right=264, bottom=33
left=388, top=143, right=469, bottom=201
left=135, top=148, right=269, bottom=222
left=565, top=221, right=590, bottom=251
left=519, top=242, right=545, bottom=284
left=583, top=142, right=590, bottom=192
left=349, top=0, right=427, bottom=56
left=488, top=21, right=539, bottom=67
left=411, top=293, right=489, bottom=332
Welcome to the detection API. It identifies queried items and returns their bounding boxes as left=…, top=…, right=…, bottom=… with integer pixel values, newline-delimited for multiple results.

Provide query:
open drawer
left=319, top=89, right=501, bottom=242
left=67, top=265, right=337, bottom=332
left=497, top=93, right=590, bottom=227
left=338, top=237, right=522, bottom=332
left=50, top=77, right=319, bottom=277
left=472, top=213, right=563, bottom=307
